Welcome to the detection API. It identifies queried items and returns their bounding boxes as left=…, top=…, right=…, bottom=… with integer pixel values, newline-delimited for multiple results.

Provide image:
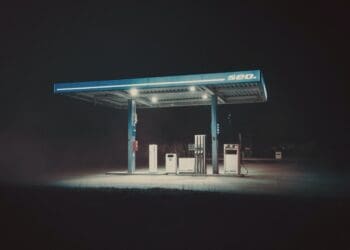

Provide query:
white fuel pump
left=224, top=144, right=241, bottom=175
left=165, top=153, right=177, bottom=173
left=194, top=135, right=206, bottom=174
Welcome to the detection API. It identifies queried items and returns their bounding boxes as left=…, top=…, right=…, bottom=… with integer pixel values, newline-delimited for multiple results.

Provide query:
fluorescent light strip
left=56, top=78, right=226, bottom=92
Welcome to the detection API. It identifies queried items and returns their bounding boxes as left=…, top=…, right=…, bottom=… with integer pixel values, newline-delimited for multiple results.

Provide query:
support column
left=127, top=99, right=136, bottom=173
left=211, top=95, right=218, bottom=174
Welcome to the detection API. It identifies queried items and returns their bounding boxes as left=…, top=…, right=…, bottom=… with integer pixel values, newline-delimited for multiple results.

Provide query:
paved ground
left=1, top=161, right=350, bottom=249
left=47, top=162, right=350, bottom=198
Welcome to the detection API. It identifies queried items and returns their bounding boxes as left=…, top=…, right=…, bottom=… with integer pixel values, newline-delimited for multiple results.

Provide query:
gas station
left=54, top=70, right=268, bottom=177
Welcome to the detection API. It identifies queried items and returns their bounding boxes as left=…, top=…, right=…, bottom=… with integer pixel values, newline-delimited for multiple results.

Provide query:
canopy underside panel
left=65, top=83, right=264, bottom=109
left=55, top=70, right=268, bottom=109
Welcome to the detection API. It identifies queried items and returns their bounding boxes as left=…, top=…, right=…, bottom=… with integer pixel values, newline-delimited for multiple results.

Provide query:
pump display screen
left=226, top=149, right=237, bottom=155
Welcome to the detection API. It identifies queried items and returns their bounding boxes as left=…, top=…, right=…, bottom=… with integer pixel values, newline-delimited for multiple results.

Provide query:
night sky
left=1, top=1, right=349, bottom=172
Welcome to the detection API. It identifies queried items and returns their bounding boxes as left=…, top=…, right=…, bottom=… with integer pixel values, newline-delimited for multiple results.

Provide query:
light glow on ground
left=49, top=163, right=350, bottom=197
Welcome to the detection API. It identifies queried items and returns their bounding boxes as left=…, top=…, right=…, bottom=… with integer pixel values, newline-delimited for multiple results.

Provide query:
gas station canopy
left=54, top=70, right=267, bottom=109
left=54, top=69, right=268, bottom=174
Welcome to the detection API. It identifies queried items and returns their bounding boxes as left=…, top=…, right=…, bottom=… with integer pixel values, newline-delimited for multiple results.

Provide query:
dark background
left=1, top=2, right=350, bottom=249
left=1, top=1, right=349, bottom=175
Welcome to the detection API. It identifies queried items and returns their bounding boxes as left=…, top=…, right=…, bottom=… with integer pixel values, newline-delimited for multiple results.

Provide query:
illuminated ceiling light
left=129, top=88, right=139, bottom=97
left=189, top=86, right=196, bottom=92
left=151, top=96, right=158, bottom=103
left=202, top=94, right=208, bottom=100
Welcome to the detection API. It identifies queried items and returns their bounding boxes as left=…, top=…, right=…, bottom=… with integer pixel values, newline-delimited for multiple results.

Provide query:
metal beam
left=112, top=91, right=152, bottom=107
left=211, top=95, right=219, bottom=174
left=127, top=99, right=136, bottom=173
left=67, top=94, right=124, bottom=109
left=201, top=86, right=226, bottom=104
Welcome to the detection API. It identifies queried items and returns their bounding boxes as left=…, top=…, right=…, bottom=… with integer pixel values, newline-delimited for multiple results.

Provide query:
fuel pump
left=194, top=135, right=206, bottom=174
left=223, top=144, right=241, bottom=175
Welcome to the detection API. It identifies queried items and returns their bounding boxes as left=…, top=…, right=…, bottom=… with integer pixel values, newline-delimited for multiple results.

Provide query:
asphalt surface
left=50, top=162, right=350, bottom=198
left=1, top=162, right=349, bottom=249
